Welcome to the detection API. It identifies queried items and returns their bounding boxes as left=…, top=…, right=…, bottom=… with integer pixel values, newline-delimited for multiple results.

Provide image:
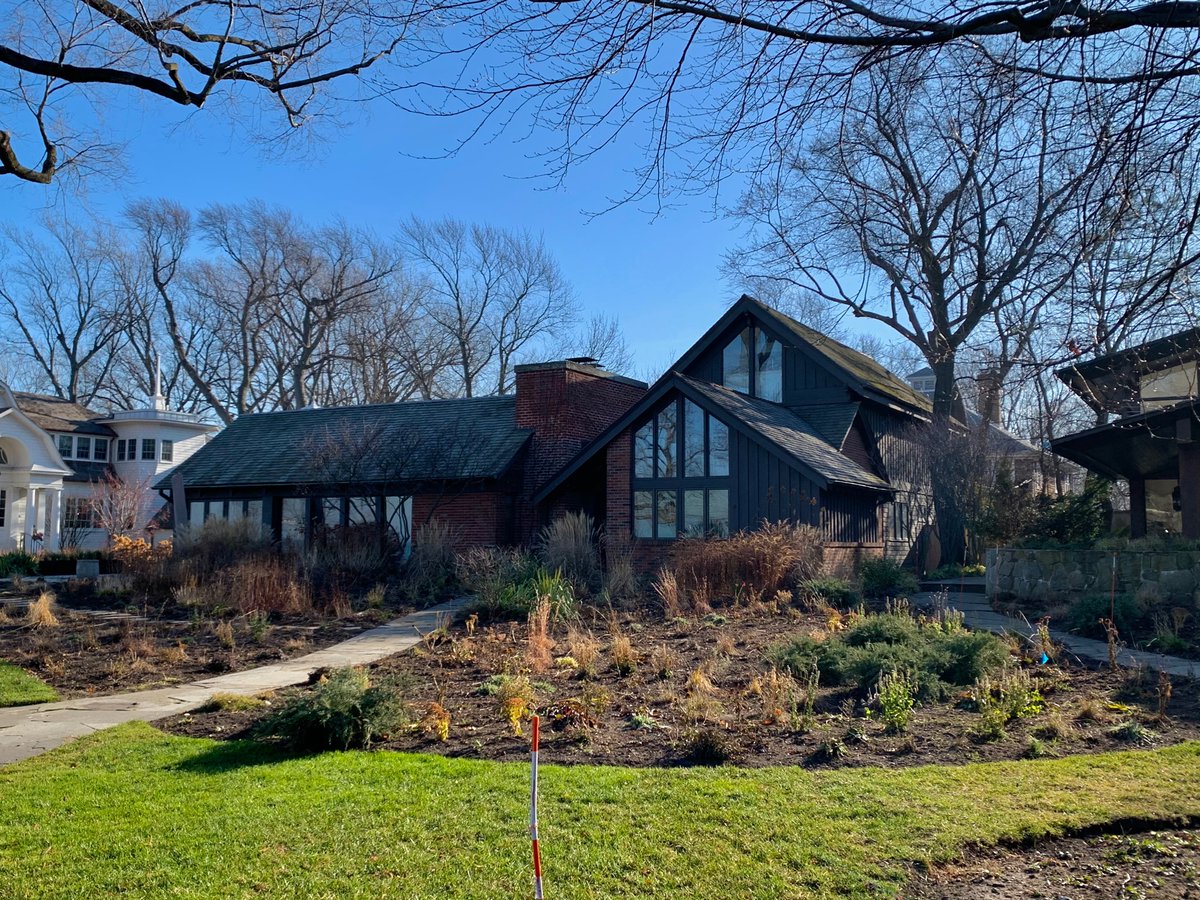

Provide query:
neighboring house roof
left=11, top=392, right=116, bottom=436
left=680, top=377, right=890, bottom=491
left=64, top=461, right=114, bottom=484
left=961, top=409, right=1041, bottom=457
left=159, top=396, right=531, bottom=491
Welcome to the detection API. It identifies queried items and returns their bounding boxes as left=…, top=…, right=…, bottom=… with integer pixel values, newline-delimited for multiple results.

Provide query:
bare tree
left=565, top=313, right=635, bottom=375
left=0, top=219, right=130, bottom=404
left=0, top=0, right=416, bottom=184
left=400, top=217, right=577, bottom=396
left=730, top=56, right=1121, bottom=563
left=91, top=470, right=151, bottom=541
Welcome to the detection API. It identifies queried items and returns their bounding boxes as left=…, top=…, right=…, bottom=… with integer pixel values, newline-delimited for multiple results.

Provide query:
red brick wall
left=413, top=492, right=502, bottom=550
left=822, top=542, right=884, bottom=579
left=515, top=363, right=645, bottom=539
left=604, top=428, right=634, bottom=543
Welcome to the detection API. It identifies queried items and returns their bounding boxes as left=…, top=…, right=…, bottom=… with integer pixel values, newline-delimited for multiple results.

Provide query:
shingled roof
left=11, top=392, right=115, bottom=436
left=680, top=377, right=889, bottom=491
left=160, top=396, right=531, bottom=491
left=754, top=300, right=933, bottom=414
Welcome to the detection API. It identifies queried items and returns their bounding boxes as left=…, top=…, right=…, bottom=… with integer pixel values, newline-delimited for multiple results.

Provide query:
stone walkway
left=913, top=589, right=1199, bottom=679
left=0, top=597, right=472, bottom=766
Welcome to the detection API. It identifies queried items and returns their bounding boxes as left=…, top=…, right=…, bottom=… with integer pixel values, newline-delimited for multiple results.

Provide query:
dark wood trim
left=1129, top=478, right=1148, bottom=538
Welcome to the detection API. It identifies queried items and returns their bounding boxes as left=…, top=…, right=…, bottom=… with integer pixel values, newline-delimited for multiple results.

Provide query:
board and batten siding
left=731, top=431, right=839, bottom=533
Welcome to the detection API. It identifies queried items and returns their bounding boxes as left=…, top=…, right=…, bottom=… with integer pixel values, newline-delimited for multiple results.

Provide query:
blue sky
left=0, top=88, right=756, bottom=381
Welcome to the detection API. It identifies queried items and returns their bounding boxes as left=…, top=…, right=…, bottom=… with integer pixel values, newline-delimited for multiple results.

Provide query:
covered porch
left=1052, top=400, right=1200, bottom=540
left=0, top=432, right=70, bottom=553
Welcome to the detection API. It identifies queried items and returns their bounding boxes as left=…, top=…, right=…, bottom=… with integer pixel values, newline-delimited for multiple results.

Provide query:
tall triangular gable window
left=722, top=325, right=783, bottom=402
left=632, top=397, right=730, bottom=540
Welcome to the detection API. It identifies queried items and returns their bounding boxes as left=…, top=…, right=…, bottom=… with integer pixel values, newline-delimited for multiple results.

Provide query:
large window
left=141, top=438, right=156, bottom=461
left=632, top=397, right=732, bottom=539
left=722, top=324, right=784, bottom=402
left=160, top=440, right=174, bottom=462
left=63, top=497, right=98, bottom=530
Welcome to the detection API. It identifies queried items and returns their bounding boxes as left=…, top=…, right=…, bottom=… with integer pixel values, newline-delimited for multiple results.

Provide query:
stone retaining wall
left=986, top=547, right=1200, bottom=608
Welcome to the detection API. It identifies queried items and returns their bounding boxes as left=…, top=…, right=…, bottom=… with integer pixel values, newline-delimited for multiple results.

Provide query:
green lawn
left=0, top=659, right=58, bottom=707
left=2, top=724, right=1199, bottom=899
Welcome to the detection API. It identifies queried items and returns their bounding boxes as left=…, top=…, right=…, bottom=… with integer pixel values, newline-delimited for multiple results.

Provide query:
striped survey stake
left=530, top=714, right=544, bottom=899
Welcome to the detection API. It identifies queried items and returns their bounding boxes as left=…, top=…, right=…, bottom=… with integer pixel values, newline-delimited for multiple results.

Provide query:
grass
left=0, top=659, right=59, bottom=707
left=1, top=725, right=1199, bottom=898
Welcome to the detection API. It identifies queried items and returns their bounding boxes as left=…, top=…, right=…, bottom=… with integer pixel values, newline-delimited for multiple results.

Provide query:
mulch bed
left=160, top=604, right=1200, bottom=769
left=0, top=595, right=396, bottom=700
left=906, top=827, right=1200, bottom=899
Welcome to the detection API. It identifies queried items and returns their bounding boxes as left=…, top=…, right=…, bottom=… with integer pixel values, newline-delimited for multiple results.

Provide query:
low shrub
left=176, top=518, right=272, bottom=570
left=402, top=520, right=459, bottom=601
left=252, top=667, right=407, bottom=751
left=669, top=522, right=823, bottom=609
left=771, top=611, right=1010, bottom=701
left=0, top=551, right=37, bottom=578
left=797, top=577, right=859, bottom=608
left=873, top=671, right=915, bottom=733
left=1063, top=594, right=1147, bottom=640
left=213, top=555, right=312, bottom=615
left=858, top=558, right=918, bottom=599
left=26, top=592, right=59, bottom=628
left=537, top=512, right=600, bottom=595
left=199, top=692, right=268, bottom=713
left=680, top=727, right=734, bottom=765
left=308, top=524, right=393, bottom=592
left=456, top=548, right=540, bottom=612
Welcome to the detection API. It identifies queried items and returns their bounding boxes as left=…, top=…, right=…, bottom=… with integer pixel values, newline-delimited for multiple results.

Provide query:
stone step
left=919, top=577, right=987, bottom=595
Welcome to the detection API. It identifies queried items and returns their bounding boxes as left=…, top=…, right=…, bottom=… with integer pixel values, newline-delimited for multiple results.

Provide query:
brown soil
left=906, top=827, right=1200, bottom=898
left=0, top=597, right=394, bottom=700
left=158, top=605, right=1200, bottom=769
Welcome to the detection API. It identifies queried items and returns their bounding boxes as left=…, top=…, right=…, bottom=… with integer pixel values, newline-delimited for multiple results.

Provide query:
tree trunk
left=929, top=353, right=967, bottom=567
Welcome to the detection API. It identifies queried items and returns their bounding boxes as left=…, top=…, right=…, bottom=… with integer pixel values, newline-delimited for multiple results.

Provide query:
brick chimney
left=515, top=359, right=646, bottom=444
left=513, top=359, right=647, bottom=536
left=975, top=368, right=1003, bottom=424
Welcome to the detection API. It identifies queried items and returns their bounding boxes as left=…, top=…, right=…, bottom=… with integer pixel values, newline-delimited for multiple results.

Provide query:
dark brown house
left=162, top=296, right=934, bottom=570
left=1053, top=327, right=1200, bottom=539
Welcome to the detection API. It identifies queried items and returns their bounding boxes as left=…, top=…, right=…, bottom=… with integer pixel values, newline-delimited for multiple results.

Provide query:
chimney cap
left=565, top=356, right=604, bottom=368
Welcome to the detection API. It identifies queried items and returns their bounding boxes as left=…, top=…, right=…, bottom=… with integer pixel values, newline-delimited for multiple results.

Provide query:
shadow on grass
left=171, top=738, right=312, bottom=774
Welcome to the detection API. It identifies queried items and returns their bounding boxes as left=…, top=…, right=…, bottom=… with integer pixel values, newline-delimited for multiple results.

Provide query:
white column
left=46, top=489, right=62, bottom=551
left=22, top=488, right=37, bottom=551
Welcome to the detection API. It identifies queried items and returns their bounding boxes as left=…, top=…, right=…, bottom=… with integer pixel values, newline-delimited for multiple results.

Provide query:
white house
left=0, top=379, right=217, bottom=552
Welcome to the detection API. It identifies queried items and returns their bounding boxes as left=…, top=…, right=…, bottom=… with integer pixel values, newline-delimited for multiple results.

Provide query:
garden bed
left=908, top=827, right=1200, bottom=899
left=0, top=594, right=389, bottom=701
left=161, top=601, right=1200, bottom=769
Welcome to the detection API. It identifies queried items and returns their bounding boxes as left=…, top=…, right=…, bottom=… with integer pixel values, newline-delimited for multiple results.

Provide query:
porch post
left=1179, top=442, right=1200, bottom=541
left=22, top=488, right=37, bottom=551
left=1129, top=478, right=1148, bottom=539
left=46, top=489, right=62, bottom=551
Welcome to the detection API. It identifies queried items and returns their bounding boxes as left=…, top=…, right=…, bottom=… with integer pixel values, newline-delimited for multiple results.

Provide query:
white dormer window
left=161, top=439, right=174, bottom=462
left=141, top=438, right=155, bottom=461
left=116, top=439, right=126, bottom=462
left=57, top=435, right=72, bottom=458
left=76, top=437, right=91, bottom=460
left=94, top=438, right=109, bottom=461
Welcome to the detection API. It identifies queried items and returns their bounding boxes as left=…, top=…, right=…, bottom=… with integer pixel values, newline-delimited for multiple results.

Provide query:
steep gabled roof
left=534, top=372, right=890, bottom=504
left=10, top=392, right=115, bottom=436
left=680, top=378, right=889, bottom=490
left=671, top=295, right=932, bottom=415
left=159, top=396, right=531, bottom=491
